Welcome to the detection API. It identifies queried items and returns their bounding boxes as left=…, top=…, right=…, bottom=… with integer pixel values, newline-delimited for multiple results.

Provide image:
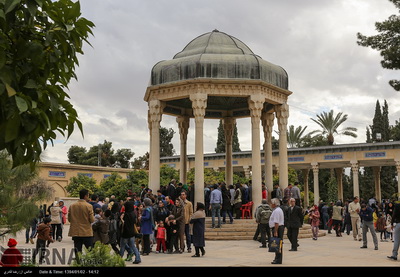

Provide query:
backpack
left=259, top=207, right=272, bottom=224
left=376, top=217, right=386, bottom=232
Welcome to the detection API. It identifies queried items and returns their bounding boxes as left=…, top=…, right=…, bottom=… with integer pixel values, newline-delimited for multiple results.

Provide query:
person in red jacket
left=0, top=238, right=23, bottom=267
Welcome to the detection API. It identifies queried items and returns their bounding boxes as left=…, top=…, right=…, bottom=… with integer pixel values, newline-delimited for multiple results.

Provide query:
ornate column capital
left=311, top=163, right=319, bottom=174
left=248, top=95, right=264, bottom=125
left=274, top=103, right=289, bottom=132
left=176, top=115, right=190, bottom=141
left=190, top=93, right=207, bottom=123
left=351, top=161, right=359, bottom=174
left=223, top=117, right=235, bottom=144
left=148, top=99, right=164, bottom=130
left=261, top=112, right=275, bottom=139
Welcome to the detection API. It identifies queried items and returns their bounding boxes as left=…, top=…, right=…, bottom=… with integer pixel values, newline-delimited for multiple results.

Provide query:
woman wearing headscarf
left=309, top=205, right=320, bottom=240
left=140, top=198, right=155, bottom=255
left=190, top=202, right=206, bottom=257
left=173, top=198, right=185, bottom=253
left=119, top=200, right=141, bottom=264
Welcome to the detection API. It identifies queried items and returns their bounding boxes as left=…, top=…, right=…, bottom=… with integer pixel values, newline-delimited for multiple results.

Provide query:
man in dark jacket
left=388, top=201, right=400, bottom=261
left=360, top=203, right=378, bottom=250
left=286, top=198, right=304, bottom=251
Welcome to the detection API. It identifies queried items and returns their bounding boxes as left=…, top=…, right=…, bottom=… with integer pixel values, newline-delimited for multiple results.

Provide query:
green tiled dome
left=150, top=30, right=288, bottom=89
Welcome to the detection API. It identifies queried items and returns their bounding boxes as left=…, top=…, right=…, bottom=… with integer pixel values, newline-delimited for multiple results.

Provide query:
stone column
left=335, top=168, right=344, bottom=202
left=148, top=99, right=163, bottom=193
left=223, top=117, right=235, bottom=187
left=275, top=103, right=289, bottom=190
left=396, top=161, right=400, bottom=199
left=190, top=93, right=207, bottom=205
left=261, top=111, right=275, bottom=198
left=312, top=163, right=319, bottom=205
left=373, top=166, right=382, bottom=202
left=302, top=168, right=310, bottom=208
left=351, top=161, right=360, bottom=197
left=243, top=166, right=251, bottom=179
left=176, top=115, right=190, bottom=185
left=248, top=95, right=264, bottom=209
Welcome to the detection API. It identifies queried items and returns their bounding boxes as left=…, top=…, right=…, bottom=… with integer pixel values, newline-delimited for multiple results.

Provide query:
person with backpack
left=32, top=217, right=54, bottom=265
left=376, top=212, right=388, bottom=242
left=255, top=199, right=272, bottom=248
left=286, top=198, right=304, bottom=251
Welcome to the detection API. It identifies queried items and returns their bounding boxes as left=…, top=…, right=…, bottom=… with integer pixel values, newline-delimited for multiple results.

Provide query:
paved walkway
left=1, top=224, right=398, bottom=268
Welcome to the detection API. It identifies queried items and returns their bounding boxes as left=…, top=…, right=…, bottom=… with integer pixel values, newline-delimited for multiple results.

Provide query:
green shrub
left=71, top=241, right=125, bottom=267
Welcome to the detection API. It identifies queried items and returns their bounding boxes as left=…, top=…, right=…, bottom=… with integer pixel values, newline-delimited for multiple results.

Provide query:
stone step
left=204, top=217, right=326, bottom=240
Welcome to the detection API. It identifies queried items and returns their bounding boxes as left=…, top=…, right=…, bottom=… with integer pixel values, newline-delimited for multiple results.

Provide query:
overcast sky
left=42, top=0, right=400, bottom=164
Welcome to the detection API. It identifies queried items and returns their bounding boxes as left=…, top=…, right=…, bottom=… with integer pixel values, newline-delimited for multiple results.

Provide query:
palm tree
left=287, top=125, right=310, bottom=148
left=310, top=110, right=358, bottom=145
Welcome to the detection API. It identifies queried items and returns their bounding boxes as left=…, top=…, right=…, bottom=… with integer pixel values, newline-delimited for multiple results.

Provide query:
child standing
left=376, top=212, right=388, bottom=242
left=32, top=217, right=54, bottom=265
left=165, top=215, right=179, bottom=254
left=0, top=238, right=23, bottom=267
left=155, top=221, right=167, bottom=253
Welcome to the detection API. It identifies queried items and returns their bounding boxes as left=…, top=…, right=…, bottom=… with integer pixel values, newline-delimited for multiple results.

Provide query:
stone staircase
left=204, top=217, right=326, bottom=240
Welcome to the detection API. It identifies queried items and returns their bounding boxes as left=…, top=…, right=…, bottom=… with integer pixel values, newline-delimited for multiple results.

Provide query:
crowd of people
left=2, top=178, right=400, bottom=267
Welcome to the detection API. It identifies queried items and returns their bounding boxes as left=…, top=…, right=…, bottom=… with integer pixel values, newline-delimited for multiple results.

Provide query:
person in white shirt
left=269, top=198, right=285, bottom=264
left=348, top=196, right=362, bottom=241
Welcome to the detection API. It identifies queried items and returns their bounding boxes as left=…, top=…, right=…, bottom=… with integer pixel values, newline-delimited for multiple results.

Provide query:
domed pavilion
left=144, top=30, right=292, bottom=207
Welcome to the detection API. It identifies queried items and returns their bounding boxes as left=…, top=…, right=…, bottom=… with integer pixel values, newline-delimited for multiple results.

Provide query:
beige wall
left=38, top=162, right=135, bottom=201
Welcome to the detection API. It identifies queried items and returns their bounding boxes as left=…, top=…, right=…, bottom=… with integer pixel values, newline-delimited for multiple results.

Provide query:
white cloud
left=42, top=0, right=400, bottom=163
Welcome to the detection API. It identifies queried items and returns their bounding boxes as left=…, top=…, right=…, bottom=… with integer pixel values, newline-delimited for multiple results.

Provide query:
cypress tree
left=215, top=119, right=241, bottom=153
left=362, top=99, right=396, bottom=200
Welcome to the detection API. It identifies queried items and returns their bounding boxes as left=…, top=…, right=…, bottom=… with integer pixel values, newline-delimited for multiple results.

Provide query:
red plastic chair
left=240, top=201, right=253, bottom=219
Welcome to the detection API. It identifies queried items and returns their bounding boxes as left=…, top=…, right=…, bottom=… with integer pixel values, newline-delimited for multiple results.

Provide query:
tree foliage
left=160, top=127, right=175, bottom=157
left=72, top=241, right=125, bottom=267
left=310, top=110, right=358, bottom=145
left=215, top=119, right=241, bottom=153
left=0, top=151, right=54, bottom=237
left=131, top=151, right=149, bottom=170
left=362, top=99, right=396, bottom=200
left=0, top=0, right=94, bottom=168
left=67, top=140, right=134, bottom=168
left=65, top=174, right=98, bottom=197
left=357, top=0, right=400, bottom=91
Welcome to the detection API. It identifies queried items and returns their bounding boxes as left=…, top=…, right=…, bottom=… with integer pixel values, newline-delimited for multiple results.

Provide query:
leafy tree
left=114, top=148, right=135, bottom=168
left=99, top=171, right=148, bottom=200
left=301, top=133, right=329, bottom=147
left=127, top=170, right=148, bottom=189
left=273, top=166, right=298, bottom=186
left=160, top=164, right=179, bottom=186
left=160, top=127, right=175, bottom=157
left=310, top=110, right=358, bottom=145
left=67, top=140, right=134, bottom=168
left=0, top=151, right=54, bottom=237
left=131, top=152, right=149, bottom=170
left=65, top=174, right=99, bottom=197
left=67, top=145, right=86, bottom=164
left=0, top=0, right=94, bottom=168
left=215, top=119, right=241, bottom=153
left=357, top=0, right=400, bottom=91
left=99, top=173, right=132, bottom=200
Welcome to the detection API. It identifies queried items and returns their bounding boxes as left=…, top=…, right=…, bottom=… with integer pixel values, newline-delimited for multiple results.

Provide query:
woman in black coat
left=221, top=184, right=234, bottom=224
left=190, top=202, right=206, bottom=257
left=119, top=201, right=141, bottom=264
